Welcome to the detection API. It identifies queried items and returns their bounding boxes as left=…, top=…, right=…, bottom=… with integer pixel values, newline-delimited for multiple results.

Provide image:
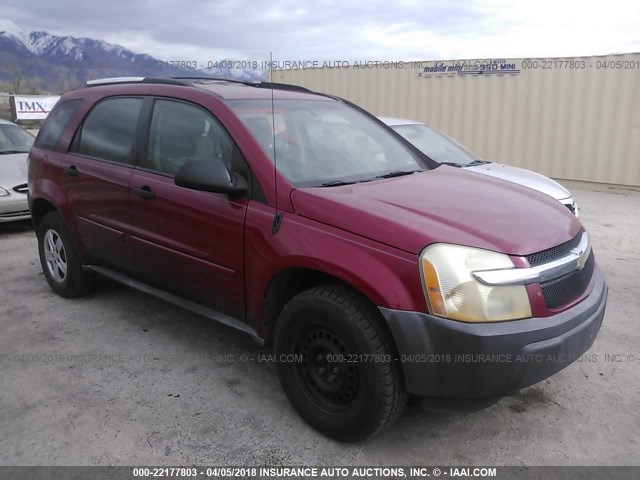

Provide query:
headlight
left=559, top=197, right=578, bottom=217
left=420, top=244, right=532, bottom=322
left=0, top=187, right=9, bottom=197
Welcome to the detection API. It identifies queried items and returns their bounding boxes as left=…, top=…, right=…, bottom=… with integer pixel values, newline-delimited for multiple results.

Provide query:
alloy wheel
left=43, top=229, right=67, bottom=283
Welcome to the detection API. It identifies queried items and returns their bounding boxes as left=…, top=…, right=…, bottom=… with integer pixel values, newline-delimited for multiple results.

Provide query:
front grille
left=526, top=231, right=583, bottom=266
left=540, top=251, right=595, bottom=309
left=12, top=183, right=29, bottom=194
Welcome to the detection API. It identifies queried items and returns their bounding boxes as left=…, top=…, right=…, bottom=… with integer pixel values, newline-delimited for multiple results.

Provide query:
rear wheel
left=274, top=285, right=406, bottom=442
left=37, top=212, right=95, bottom=298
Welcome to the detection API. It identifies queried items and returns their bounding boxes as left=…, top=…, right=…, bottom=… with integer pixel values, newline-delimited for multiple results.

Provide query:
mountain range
left=0, top=19, right=266, bottom=93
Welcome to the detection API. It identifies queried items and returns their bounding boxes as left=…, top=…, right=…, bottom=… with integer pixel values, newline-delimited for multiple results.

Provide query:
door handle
left=133, top=186, right=156, bottom=200
left=63, top=165, right=79, bottom=177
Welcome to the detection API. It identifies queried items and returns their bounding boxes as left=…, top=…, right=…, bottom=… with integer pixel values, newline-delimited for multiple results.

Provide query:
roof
left=192, top=80, right=330, bottom=101
left=378, top=116, right=424, bottom=127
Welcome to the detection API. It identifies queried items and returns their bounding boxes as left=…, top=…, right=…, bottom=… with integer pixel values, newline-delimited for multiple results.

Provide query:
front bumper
left=380, top=266, right=607, bottom=398
left=0, top=194, right=30, bottom=223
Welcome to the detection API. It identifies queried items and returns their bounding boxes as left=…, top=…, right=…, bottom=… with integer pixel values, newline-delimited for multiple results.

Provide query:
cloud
left=1, top=0, right=638, bottom=62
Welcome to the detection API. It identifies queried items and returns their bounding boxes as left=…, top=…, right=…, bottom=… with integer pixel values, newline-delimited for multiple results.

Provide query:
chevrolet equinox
left=28, top=77, right=608, bottom=442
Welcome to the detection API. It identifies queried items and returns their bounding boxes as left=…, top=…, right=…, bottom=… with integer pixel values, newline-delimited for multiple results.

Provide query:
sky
left=2, top=0, right=639, bottom=63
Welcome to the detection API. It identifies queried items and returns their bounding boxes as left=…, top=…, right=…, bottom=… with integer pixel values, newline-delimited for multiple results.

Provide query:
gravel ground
left=0, top=181, right=638, bottom=466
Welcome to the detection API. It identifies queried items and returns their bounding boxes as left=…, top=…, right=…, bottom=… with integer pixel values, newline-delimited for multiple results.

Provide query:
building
left=273, top=53, right=640, bottom=187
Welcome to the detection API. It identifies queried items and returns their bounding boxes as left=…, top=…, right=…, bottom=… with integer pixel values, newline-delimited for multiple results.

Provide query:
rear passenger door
left=63, top=96, right=144, bottom=273
left=128, top=98, right=248, bottom=319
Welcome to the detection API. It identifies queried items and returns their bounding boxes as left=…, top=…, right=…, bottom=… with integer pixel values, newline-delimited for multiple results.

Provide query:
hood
left=0, top=153, right=28, bottom=189
left=291, top=166, right=581, bottom=256
left=465, top=163, right=571, bottom=201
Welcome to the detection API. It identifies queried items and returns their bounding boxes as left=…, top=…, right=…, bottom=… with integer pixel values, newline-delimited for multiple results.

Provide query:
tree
left=7, top=65, right=22, bottom=94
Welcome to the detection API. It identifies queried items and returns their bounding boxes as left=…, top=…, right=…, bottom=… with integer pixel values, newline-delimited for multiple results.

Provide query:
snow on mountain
left=0, top=19, right=31, bottom=48
left=0, top=20, right=143, bottom=63
left=0, top=20, right=267, bottom=91
left=0, top=20, right=68, bottom=56
left=27, top=31, right=58, bottom=56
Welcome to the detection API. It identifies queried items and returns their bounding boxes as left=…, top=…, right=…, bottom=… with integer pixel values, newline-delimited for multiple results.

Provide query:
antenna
left=270, top=51, right=282, bottom=234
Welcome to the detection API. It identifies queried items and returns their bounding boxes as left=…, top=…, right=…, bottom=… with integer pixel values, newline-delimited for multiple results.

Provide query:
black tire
left=274, top=285, right=407, bottom=442
left=37, top=211, right=95, bottom=298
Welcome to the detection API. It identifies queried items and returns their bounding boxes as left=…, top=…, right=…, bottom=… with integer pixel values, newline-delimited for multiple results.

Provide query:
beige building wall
left=272, top=54, right=640, bottom=187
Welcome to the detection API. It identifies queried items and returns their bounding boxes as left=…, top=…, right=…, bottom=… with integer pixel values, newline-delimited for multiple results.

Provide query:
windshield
left=0, top=124, right=35, bottom=154
left=227, top=99, right=432, bottom=186
left=391, top=124, right=480, bottom=166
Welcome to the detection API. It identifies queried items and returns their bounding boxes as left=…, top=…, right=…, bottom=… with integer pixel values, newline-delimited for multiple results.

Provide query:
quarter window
left=73, top=97, right=143, bottom=164
left=146, top=99, right=234, bottom=176
left=34, top=100, right=82, bottom=150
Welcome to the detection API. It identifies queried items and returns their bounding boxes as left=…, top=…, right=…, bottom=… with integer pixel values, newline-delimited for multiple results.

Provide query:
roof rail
left=253, top=82, right=312, bottom=93
left=85, top=76, right=314, bottom=94
left=86, top=77, right=189, bottom=87
left=171, top=76, right=256, bottom=85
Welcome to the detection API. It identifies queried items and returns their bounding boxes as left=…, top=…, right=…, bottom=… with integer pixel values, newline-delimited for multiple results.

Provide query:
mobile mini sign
left=418, top=59, right=520, bottom=77
left=11, top=95, right=61, bottom=121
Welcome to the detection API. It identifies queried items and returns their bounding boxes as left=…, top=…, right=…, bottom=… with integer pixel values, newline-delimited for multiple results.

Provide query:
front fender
left=244, top=203, right=426, bottom=336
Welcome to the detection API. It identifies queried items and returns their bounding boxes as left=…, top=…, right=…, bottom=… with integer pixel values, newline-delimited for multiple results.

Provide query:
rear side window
left=34, top=100, right=82, bottom=150
left=72, top=97, right=143, bottom=165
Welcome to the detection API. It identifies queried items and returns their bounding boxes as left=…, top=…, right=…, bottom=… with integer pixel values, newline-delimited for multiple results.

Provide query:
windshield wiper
left=319, top=180, right=357, bottom=187
left=0, top=150, right=29, bottom=154
left=439, top=161, right=464, bottom=167
left=467, top=160, right=490, bottom=166
left=375, top=170, right=421, bottom=179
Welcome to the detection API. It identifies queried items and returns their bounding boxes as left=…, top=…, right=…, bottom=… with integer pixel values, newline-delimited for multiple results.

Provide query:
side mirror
left=174, top=160, right=248, bottom=195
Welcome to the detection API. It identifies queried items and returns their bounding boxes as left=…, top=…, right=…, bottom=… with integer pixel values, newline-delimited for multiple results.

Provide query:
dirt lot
left=0, top=182, right=638, bottom=466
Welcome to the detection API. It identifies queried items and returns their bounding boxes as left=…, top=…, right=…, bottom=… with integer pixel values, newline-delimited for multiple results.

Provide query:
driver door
left=128, top=98, right=247, bottom=319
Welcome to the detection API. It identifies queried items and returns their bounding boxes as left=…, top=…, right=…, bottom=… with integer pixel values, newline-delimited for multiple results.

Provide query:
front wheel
left=274, top=285, right=407, bottom=442
left=37, top=212, right=95, bottom=298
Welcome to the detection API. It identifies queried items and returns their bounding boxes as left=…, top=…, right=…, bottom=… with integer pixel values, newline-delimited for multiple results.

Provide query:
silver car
left=0, top=119, right=34, bottom=223
left=380, top=117, right=578, bottom=216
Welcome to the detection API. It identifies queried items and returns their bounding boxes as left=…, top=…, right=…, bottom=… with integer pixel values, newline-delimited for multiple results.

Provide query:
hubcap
left=43, top=229, right=67, bottom=283
left=296, top=326, right=360, bottom=413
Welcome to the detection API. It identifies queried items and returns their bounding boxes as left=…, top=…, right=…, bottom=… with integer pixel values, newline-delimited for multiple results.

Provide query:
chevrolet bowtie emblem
left=571, top=235, right=591, bottom=270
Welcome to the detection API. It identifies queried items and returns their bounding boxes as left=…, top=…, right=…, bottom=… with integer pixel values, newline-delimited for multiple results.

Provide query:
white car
left=0, top=119, right=34, bottom=222
left=380, top=117, right=578, bottom=216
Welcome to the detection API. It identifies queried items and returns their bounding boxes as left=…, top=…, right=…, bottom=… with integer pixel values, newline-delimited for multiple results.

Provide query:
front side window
left=227, top=99, right=433, bottom=187
left=0, top=124, right=35, bottom=154
left=73, top=97, right=143, bottom=164
left=391, top=124, right=480, bottom=166
left=145, top=99, right=234, bottom=176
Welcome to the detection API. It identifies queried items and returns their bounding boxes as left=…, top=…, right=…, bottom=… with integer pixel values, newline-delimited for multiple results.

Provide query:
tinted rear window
left=34, top=100, right=83, bottom=150
left=73, top=97, right=143, bottom=165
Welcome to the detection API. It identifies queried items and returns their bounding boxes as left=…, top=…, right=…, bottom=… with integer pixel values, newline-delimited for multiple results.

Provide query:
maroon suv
left=28, top=77, right=607, bottom=442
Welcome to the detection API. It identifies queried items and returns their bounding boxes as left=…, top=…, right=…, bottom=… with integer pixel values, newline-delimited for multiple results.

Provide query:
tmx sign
left=12, top=95, right=61, bottom=121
